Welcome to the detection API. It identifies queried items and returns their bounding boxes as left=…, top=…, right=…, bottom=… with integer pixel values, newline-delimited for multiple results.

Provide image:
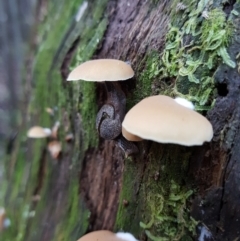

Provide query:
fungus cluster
left=67, top=59, right=138, bottom=155
left=27, top=122, right=64, bottom=160
left=65, top=59, right=214, bottom=241
left=67, top=59, right=213, bottom=153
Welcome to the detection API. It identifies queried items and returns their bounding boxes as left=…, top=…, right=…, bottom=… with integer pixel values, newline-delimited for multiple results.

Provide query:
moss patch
left=115, top=143, right=197, bottom=240
left=154, top=1, right=235, bottom=111
left=139, top=144, right=197, bottom=241
left=115, top=157, right=145, bottom=234
left=116, top=1, right=237, bottom=240
left=127, top=51, right=162, bottom=109
left=2, top=0, right=109, bottom=240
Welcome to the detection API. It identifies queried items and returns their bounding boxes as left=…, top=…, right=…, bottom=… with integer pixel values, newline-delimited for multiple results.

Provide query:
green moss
left=137, top=144, right=197, bottom=241
left=140, top=181, right=197, bottom=241
left=127, top=52, right=162, bottom=109
left=119, top=2, right=237, bottom=240
left=79, top=82, right=99, bottom=149
left=2, top=0, right=109, bottom=240
left=155, top=4, right=235, bottom=110
left=54, top=179, right=90, bottom=241
left=115, top=144, right=196, bottom=240
left=115, top=157, right=145, bottom=234
left=127, top=5, right=235, bottom=112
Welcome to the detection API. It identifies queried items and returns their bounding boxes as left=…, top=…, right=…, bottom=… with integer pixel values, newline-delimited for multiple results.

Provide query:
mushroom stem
left=104, top=81, right=126, bottom=121
left=96, top=81, right=127, bottom=140
left=97, top=82, right=138, bottom=155
left=115, top=134, right=139, bottom=157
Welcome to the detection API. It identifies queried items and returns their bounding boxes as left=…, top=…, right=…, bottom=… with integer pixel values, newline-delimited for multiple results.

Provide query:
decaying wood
left=190, top=16, right=240, bottom=239
left=77, top=0, right=170, bottom=231
left=75, top=1, right=240, bottom=240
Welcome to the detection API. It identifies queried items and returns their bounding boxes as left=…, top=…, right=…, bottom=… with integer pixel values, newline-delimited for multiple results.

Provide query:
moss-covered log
left=2, top=0, right=240, bottom=241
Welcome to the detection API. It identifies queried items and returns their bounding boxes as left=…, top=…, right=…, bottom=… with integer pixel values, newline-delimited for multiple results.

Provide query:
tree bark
left=2, top=0, right=240, bottom=241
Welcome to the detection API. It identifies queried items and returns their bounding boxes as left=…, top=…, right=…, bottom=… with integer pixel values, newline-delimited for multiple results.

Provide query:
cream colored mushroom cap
left=27, top=126, right=52, bottom=138
left=122, top=95, right=213, bottom=146
left=77, top=231, right=138, bottom=241
left=77, top=231, right=114, bottom=241
left=67, top=59, right=134, bottom=81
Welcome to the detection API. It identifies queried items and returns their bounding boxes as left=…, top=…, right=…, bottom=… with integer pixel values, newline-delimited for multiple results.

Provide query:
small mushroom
left=45, top=107, right=54, bottom=115
left=47, top=141, right=62, bottom=159
left=67, top=59, right=137, bottom=156
left=67, top=59, right=134, bottom=81
left=65, top=133, right=74, bottom=142
left=0, top=208, right=10, bottom=231
left=51, top=121, right=60, bottom=139
left=122, top=95, right=213, bottom=146
left=77, top=230, right=138, bottom=241
left=0, top=208, right=5, bottom=231
left=27, top=126, right=52, bottom=138
left=66, top=59, right=134, bottom=140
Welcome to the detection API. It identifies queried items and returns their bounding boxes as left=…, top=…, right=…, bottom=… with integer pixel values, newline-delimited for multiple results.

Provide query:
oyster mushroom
left=67, top=59, right=138, bottom=156
left=67, top=59, right=134, bottom=82
left=27, top=126, right=52, bottom=138
left=122, top=95, right=213, bottom=146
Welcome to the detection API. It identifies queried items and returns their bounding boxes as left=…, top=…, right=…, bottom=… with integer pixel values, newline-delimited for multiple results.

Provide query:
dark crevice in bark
left=33, top=147, right=47, bottom=196
left=223, top=0, right=236, bottom=15
left=80, top=141, right=124, bottom=230
left=216, top=154, right=230, bottom=233
left=191, top=14, right=240, bottom=238
left=216, top=82, right=228, bottom=97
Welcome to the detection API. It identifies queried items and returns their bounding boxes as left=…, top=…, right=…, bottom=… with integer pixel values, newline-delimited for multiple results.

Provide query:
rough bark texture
left=78, top=1, right=240, bottom=240
left=190, top=15, right=240, bottom=239
left=81, top=142, right=123, bottom=230
left=2, top=0, right=240, bottom=241
left=78, top=0, right=170, bottom=232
